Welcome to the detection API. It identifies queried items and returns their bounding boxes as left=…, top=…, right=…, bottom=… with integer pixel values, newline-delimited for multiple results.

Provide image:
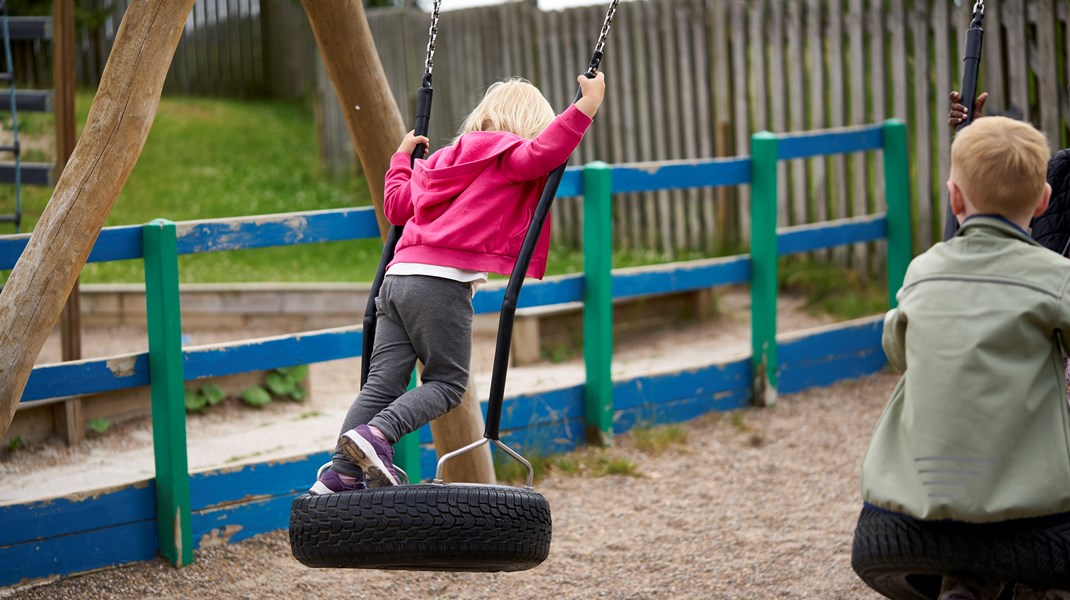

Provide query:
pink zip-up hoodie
left=383, top=104, right=593, bottom=280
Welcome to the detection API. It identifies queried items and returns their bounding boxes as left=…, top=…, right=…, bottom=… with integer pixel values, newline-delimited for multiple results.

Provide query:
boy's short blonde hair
left=950, top=116, right=1050, bottom=217
left=458, top=78, right=555, bottom=140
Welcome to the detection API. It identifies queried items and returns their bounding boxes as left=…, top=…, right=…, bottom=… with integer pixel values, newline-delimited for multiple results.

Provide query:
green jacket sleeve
left=882, top=307, right=907, bottom=373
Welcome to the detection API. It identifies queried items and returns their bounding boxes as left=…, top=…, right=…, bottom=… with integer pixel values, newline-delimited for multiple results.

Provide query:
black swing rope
left=942, top=0, right=985, bottom=241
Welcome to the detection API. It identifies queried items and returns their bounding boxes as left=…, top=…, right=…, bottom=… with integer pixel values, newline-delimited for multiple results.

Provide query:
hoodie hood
left=411, top=132, right=526, bottom=222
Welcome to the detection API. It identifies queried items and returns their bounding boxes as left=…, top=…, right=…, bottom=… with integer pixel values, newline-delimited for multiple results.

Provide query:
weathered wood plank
left=889, top=0, right=908, bottom=121
left=676, top=0, right=702, bottom=250
left=867, top=0, right=886, bottom=217
left=770, top=0, right=789, bottom=227
left=1034, top=0, right=1060, bottom=150
left=731, top=0, right=750, bottom=243
left=828, top=0, right=849, bottom=265
left=649, top=0, right=674, bottom=253
left=848, top=0, right=868, bottom=268
left=787, top=0, right=807, bottom=227
left=807, top=0, right=828, bottom=237
left=934, top=0, right=952, bottom=247
left=691, top=0, right=715, bottom=252
left=910, top=0, right=933, bottom=248
left=709, top=0, right=734, bottom=247
left=1004, top=0, right=1030, bottom=122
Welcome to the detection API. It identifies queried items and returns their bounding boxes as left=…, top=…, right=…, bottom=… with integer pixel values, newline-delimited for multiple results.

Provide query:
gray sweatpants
left=331, top=274, right=472, bottom=477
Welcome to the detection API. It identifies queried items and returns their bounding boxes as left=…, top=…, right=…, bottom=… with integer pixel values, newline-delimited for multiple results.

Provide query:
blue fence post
left=143, top=218, right=193, bottom=567
left=583, top=161, right=613, bottom=445
left=750, top=132, right=779, bottom=407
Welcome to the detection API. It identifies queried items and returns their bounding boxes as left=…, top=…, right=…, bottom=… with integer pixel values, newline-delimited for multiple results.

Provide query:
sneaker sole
left=309, top=480, right=336, bottom=496
left=339, top=432, right=399, bottom=488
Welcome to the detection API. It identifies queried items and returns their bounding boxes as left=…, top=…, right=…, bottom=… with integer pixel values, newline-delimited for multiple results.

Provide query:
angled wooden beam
left=0, top=0, right=196, bottom=441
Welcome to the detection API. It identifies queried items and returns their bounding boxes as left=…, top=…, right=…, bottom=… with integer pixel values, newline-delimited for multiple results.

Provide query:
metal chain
left=973, top=0, right=984, bottom=15
left=424, top=0, right=442, bottom=76
left=588, top=0, right=620, bottom=73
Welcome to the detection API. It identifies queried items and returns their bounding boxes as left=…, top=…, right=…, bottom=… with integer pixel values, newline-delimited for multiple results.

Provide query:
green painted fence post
left=393, top=370, right=422, bottom=482
left=583, top=161, right=613, bottom=445
left=143, top=218, right=193, bottom=567
left=882, top=119, right=912, bottom=309
left=750, top=132, right=779, bottom=407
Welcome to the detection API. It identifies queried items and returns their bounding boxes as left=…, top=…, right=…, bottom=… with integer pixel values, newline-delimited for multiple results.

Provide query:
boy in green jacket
left=859, top=116, right=1070, bottom=600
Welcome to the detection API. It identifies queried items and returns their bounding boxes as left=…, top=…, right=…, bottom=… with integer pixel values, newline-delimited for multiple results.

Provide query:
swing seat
left=851, top=505, right=1070, bottom=599
left=289, top=484, right=551, bottom=572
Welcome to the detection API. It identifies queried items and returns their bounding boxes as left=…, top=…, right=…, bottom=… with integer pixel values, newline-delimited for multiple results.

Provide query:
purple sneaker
left=339, top=425, right=400, bottom=488
left=309, top=468, right=365, bottom=496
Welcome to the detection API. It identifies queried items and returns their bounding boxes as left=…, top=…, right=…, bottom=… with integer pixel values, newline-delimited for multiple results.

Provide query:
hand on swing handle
left=575, top=71, right=606, bottom=119
left=398, top=130, right=430, bottom=159
left=948, top=90, right=988, bottom=131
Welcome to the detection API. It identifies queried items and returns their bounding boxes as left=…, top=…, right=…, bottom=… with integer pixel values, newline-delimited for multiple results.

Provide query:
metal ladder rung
left=0, top=143, right=19, bottom=154
left=0, top=214, right=20, bottom=224
left=0, top=72, right=11, bottom=84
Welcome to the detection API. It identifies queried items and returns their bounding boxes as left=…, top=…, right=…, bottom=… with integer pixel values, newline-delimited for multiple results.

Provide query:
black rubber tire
left=851, top=506, right=1070, bottom=599
left=289, top=484, right=552, bottom=572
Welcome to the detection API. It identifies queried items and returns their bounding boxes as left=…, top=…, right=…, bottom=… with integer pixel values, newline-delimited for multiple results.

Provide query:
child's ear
left=1032, top=182, right=1053, bottom=217
left=947, top=179, right=967, bottom=221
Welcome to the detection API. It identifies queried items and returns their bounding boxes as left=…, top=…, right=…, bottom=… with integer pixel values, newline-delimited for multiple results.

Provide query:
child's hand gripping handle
left=411, top=74, right=433, bottom=164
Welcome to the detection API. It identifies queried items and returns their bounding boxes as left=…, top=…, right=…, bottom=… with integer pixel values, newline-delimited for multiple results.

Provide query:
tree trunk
left=301, top=0, right=494, bottom=484
left=0, top=0, right=196, bottom=442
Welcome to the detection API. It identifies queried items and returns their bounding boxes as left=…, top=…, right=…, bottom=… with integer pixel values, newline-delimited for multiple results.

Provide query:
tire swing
left=289, top=0, right=620, bottom=572
left=852, top=2, right=1070, bottom=596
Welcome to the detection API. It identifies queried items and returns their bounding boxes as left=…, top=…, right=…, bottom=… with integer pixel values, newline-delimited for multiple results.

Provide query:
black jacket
left=1031, top=149, right=1070, bottom=256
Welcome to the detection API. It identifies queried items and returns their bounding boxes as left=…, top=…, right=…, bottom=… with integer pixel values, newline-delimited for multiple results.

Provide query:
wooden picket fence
left=7, top=0, right=1069, bottom=253
left=353, top=0, right=1070, bottom=255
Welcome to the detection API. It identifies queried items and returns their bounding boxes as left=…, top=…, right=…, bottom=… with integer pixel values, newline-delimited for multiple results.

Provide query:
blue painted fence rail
left=0, top=121, right=910, bottom=587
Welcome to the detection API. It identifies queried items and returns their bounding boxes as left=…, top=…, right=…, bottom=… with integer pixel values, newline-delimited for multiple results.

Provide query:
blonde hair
left=457, top=78, right=555, bottom=140
left=950, top=116, right=1050, bottom=218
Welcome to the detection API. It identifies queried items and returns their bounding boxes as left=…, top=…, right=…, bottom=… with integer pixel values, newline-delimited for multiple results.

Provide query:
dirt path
left=3, top=371, right=893, bottom=599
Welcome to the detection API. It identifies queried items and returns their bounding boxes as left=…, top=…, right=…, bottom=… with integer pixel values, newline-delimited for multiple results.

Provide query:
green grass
left=779, top=256, right=889, bottom=320
left=631, top=424, right=688, bottom=455
left=3, top=91, right=381, bottom=283
left=494, top=446, right=640, bottom=485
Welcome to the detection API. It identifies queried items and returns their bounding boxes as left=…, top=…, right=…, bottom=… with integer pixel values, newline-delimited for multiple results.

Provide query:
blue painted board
left=613, top=358, right=751, bottom=410
left=473, top=274, right=584, bottom=314
left=1, top=225, right=144, bottom=270
left=780, top=348, right=888, bottom=394
left=610, top=158, right=752, bottom=193
left=613, top=388, right=750, bottom=434
left=416, top=385, right=586, bottom=444
left=174, top=208, right=381, bottom=255
left=22, top=353, right=150, bottom=403
left=189, top=452, right=330, bottom=511
left=0, top=481, right=156, bottom=547
left=777, top=125, right=884, bottom=160
left=192, top=495, right=295, bottom=548
left=556, top=167, right=583, bottom=198
left=778, top=215, right=887, bottom=256
left=0, top=521, right=157, bottom=588
left=185, top=327, right=362, bottom=380
left=778, top=317, right=884, bottom=364
left=612, top=256, right=751, bottom=299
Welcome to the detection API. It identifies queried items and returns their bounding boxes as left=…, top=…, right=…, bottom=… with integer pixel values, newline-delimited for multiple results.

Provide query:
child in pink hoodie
left=310, top=73, right=606, bottom=494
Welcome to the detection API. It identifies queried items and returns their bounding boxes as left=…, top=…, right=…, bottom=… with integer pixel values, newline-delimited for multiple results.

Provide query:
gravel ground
left=2, top=370, right=895, bottom=600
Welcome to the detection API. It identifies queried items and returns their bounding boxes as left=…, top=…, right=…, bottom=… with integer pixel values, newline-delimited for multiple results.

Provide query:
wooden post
left=0, top=0, right=197, bottom=443
left=302, top=0, right=494, bottom=483
left=583, top=162, right=613, bottom=445
left=750, top=131, right=779, bottom=408
left=54, top=0, right=84, bottom=446
left=883, top=120, right=912, bottom=308
left=299, top=0, right=405, bottom=236
left=143, top=219, right=192, bottom=568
